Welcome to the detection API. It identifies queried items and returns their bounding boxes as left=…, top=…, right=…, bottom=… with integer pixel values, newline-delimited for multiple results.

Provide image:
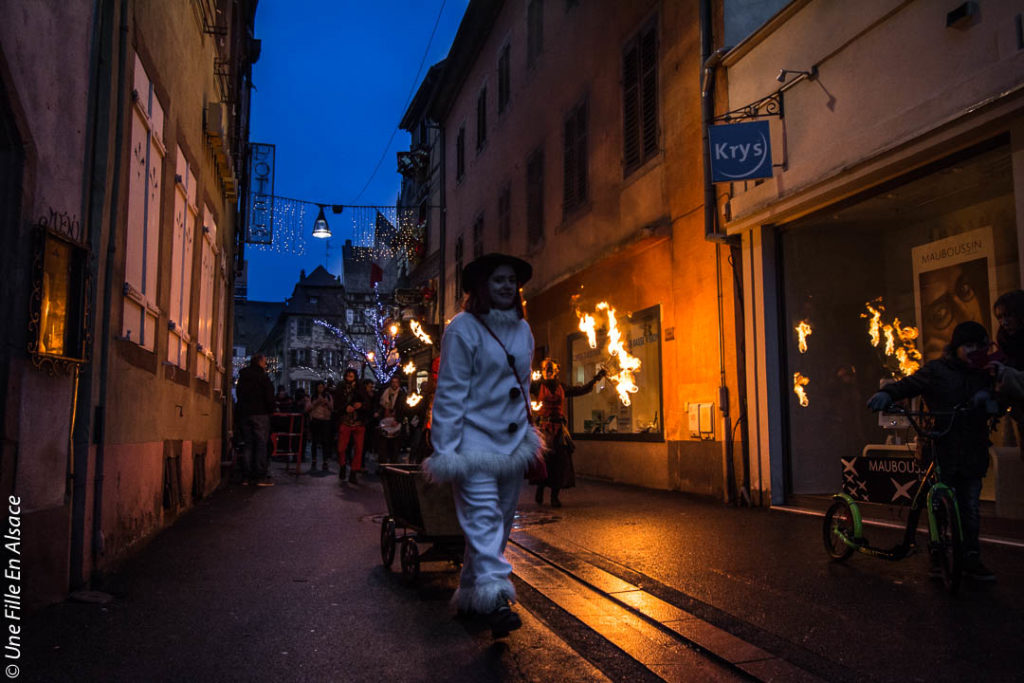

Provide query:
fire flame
left=403, top=361, right=416, bottom=374
left=579, top=313, right=597, bottom=349
left=410, top=320, right=433, bottom=345
left=861, top=300, right=921, bottom=378
left=793, top=372, right=810, bottom=407
left=531, top=370, right=541, bottom=381
left=406, top=393, right=423, bottom=407
left=795, top=320, right=813, bottom=354
left=389, top=323, right=400, bottom=337
left=574, top=301, right=642, bottom=406
left=530, top=400, right=542, bottom=412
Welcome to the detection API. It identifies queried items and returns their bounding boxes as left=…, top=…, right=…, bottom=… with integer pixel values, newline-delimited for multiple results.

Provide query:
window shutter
left=622, top=44, right=640, bottom=171
left=576, top=103, right=588, bottom=205
left=640, top=25, right=658, bottom=158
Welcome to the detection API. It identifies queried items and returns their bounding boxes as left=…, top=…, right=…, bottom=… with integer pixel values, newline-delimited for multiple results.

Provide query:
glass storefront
left=568, top=304, right=662, bottom=439
left=779, top=139, right=1017, bottom=496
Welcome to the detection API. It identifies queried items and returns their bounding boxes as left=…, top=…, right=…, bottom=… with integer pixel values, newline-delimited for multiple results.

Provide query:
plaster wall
left=439, top=0, right=740, bottom=498
left=724, top=0, right=1024, bottom=223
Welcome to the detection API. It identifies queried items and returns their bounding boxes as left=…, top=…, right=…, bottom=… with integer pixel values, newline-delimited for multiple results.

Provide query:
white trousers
left=451, top=469, right=523, bottom=613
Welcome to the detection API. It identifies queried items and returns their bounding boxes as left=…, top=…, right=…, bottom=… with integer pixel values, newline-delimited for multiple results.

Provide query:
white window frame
left=196, top=206, right=217, bottom=380
left=122, top=54, right=165, bottom=350
left=167, top=148, right=197, bottom=368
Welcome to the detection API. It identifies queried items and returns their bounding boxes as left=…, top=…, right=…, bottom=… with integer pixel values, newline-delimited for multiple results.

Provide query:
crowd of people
left=234, top=364, right=435, bottom=486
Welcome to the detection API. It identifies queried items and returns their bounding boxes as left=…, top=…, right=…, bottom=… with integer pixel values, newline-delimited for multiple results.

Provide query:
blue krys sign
left=708, top=120, right=773, bottom=183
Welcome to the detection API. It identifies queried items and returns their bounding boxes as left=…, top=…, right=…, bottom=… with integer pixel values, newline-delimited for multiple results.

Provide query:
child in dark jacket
left=867, top=320, right=996, bottom=581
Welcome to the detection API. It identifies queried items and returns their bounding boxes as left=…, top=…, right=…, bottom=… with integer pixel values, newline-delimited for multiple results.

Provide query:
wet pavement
left=19, top=459, right=1024, bottom=682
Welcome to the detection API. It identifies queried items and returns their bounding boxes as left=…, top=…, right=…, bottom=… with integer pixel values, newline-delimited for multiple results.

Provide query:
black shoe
left=348, top=471, right=358, bottom=484
left=487, top=605, right=522, bottom=638
left=965, top=555, right=996, bottom=582
left=534, top=487, right=544, bottom=504
left=550, top=496, right=562, bottom=508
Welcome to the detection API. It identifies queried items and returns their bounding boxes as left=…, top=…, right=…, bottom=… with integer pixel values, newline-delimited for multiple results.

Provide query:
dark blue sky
left=246, top=1, right=467, bottom=301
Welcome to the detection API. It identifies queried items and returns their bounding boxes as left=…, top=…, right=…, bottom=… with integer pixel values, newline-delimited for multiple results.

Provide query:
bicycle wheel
left=931, top=490, right=963, bottom=595
left=823, top=499, right=856, bottom=560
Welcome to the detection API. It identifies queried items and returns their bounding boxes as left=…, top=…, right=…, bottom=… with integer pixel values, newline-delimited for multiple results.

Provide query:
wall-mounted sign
left=708, top=120, right=772, bottom=183
left=246, top=143, right=275, bottom=244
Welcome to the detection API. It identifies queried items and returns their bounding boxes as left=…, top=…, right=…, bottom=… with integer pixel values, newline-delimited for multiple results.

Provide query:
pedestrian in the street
left=867, top=321, right=997, bottom=581
left=236, top=353, right=276, bottom=487
left=274, top=385, right=294, bottom=413
left=378, top=375, right=406, bottom=465
left=530, top=358, right=606, bottom=507
left=425, top=252, right=540, bottom=638
left=407, top=374, right=435, bottom=464
left=333, top=368, right=369, bottom=483
left=306, top=381, right=334, bottom=474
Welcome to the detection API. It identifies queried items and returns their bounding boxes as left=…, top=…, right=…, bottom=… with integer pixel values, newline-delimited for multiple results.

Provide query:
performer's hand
left=867, top=391, right=892, bottom=412
left=594, top=368, right=607, bottom=380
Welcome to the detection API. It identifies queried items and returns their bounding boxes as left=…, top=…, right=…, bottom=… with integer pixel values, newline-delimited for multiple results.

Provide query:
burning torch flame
left=530, top=400, right=542, bottom=412
left=366, top=351, right=375, bottom=363
left=574, top=301, right=642, bottom=406
left=406, top=393, right=423, bottom=407
left=795, top=320, right=812, bottom=354
left=531, top=370, right=541, bottom=381
left=862, top=301, right=921, bottom=378
left=403, top=361, right=416, bottom=374
left=579, top=313, right=597, bottom=349
left=410, top=320, right=433, bottom=345
left=793, top=372, right=810, bottom=407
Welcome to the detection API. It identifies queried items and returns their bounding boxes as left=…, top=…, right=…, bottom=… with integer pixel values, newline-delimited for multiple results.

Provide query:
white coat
left=426, top=308, right=541, bottom=482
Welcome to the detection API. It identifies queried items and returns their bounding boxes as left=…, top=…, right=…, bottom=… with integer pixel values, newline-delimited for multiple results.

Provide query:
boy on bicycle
left=867, top=321, right=997, bottom=581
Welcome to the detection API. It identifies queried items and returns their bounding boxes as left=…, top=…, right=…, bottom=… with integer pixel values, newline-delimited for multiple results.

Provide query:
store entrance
left=777, top=138, right=1021, bottom=520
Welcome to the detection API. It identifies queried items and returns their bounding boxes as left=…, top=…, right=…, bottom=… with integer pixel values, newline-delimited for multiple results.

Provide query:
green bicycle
left=822, top=406, right=965, bottom=594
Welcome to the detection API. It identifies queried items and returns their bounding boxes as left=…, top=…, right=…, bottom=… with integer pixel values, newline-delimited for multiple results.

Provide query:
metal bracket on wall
left=712, top=90, right=783, bottom=124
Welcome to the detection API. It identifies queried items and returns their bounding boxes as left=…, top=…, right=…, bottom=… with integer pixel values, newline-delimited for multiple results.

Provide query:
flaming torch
left=793, top=372, right=810, bottom=407
left=410, top=320, right=433, bottom=346
left=406, top=393, right=423, bottom=407
left=530, top=400, right=543, bottom=412
left=403, top=360, right=416, bottom=375
left=861, top=300, right=921, bottom=378
left=795, top=320, right=813, bottom=354
left=575, top=300, right=642, bottom=406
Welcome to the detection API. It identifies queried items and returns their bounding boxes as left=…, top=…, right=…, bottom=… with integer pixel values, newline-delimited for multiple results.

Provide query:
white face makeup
left=487, top=264, right=518, bottom=310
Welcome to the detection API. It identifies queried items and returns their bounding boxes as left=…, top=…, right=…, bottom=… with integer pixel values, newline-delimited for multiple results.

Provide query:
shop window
left=569, top=304, right=662, bottom=440
left=122, top=54, right=165, bottom=350
left=779, top=140, right=1017, bottom=497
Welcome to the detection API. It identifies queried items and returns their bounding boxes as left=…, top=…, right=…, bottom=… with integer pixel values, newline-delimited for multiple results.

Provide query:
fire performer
left=530, top=358, right=606, bottom=507
left=425, top=253, right=540, bottom=638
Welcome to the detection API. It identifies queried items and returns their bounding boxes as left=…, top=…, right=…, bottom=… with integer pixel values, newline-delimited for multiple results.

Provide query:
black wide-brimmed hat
left=461, top=253, right=532, bottom=292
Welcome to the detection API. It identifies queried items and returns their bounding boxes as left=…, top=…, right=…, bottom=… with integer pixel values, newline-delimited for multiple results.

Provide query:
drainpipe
left=700, top=0, right=751, bottom=505
left=70, top=0, right=116, bottom=590
left=91, top=0, right=128, bottom=579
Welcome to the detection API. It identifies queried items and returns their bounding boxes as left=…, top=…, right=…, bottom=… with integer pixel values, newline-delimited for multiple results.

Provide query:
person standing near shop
left=306, top=381, right=334, bottom=474
left=425, top=253, right=540, bottom=638
left=334, top=368, right=369, bottom=483
left=867, top=321, right=997, bottom=581
left=236, top=353, right=276, bottom=487
left=378, top=375, right=406, bottom=465
left=530, top=358, right=606, bottom=507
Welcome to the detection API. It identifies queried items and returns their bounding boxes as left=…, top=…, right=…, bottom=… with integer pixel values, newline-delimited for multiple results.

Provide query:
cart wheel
left=823, top=499, right=856, bottom=561
left=380, top=517, right=396, bottom=569
left=400, top=537, right=420, bottom=583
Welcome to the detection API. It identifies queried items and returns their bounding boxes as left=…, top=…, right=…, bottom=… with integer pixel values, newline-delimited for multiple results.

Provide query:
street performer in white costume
left=425, top=253, right=541, bottom=638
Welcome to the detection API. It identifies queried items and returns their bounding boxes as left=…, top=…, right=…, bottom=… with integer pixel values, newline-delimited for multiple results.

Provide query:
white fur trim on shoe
left=452, top=578, right=517, bottom=614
